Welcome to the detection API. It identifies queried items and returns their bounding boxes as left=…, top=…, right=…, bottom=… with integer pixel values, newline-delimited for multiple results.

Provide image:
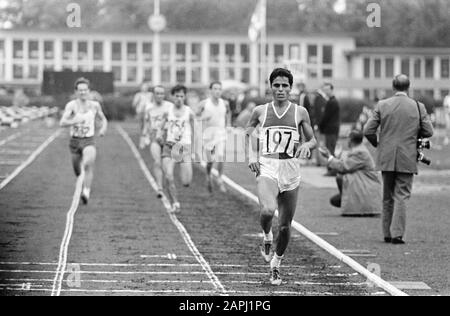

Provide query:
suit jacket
left=329, top=144, right=382, bottom=216
left=299, top=92, right=313, bottom=123
left=364, top=92, right=434, bottom=174
left=313, top=91, right=327, bottom=128
left=319, top=96, right=340, bottom=135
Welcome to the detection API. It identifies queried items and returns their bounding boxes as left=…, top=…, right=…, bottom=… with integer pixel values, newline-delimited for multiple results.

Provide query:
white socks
left=83, top=187, right=91, bottom=199
left=270, top=254, right=283, bottom=269
left=264, top=230, right=273, bottom=243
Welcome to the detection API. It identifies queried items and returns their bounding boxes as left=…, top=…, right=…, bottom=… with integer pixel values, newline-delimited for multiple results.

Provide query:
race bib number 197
left=262, top=127, right=299, bottom=157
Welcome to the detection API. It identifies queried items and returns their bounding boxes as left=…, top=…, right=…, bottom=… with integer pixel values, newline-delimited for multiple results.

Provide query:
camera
left=417, top=138, right=431, bottom=165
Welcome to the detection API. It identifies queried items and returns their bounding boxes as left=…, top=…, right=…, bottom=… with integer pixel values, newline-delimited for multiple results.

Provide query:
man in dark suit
left=319, top=83, right=341, bottom=175
left=298, top=83, right=312, bottom=122
left=312, top=87, right=328, bottom=166
left=364, top=75, right=434, bottom=245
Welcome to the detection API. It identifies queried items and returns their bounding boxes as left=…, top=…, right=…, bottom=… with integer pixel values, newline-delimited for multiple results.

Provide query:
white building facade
left=0, top=29, right=449, bottom=99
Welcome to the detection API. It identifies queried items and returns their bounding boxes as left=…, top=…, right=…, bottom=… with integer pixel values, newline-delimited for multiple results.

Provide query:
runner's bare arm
left=245, top=106, right=263, bottom=176
left=95, top=102, right=108, bottom=136
left=156, top=112, right=169, bottom=145
left=142, top=107, right=151, bottom=136
left=59, top=102, right=83, bottom=127
left=132, top=93, right=140, bottom=109
left=196, top=100, right=211, bottom=122
left=295, top=106, right=317, bottom=159
left=189, top=110, right=196, bottom=146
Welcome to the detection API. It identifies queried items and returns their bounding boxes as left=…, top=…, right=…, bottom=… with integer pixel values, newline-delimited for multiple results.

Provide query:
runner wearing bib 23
left=142, top=85, right=173, bottom=198
left=246, top=68, right=317, bottom=286
left=60, top=77, right=108, bottom=205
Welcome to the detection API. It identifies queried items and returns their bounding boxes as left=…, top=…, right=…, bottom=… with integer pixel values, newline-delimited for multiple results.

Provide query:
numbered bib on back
left=261, top=126, right=299, bottom=158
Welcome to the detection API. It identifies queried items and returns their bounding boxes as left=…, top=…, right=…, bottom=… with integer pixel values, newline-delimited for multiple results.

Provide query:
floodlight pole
left=154, top=0, right=161, bottom=85
left=150, top=0, right=164, bottom=86
left=259, top=0, right=267, bottom=97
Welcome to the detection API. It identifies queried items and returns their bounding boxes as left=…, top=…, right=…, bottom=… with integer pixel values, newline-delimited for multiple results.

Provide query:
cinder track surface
left=0, top=122, right=385, bottom=296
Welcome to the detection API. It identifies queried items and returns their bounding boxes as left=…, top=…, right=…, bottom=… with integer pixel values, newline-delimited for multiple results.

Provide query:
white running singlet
left=166, top=105, right=192, bottom=145
left=69, top=100, right=98, bottom=138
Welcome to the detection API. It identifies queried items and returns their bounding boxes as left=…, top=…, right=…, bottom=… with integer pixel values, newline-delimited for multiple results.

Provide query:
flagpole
left=259, top=0, right=267, bottom=98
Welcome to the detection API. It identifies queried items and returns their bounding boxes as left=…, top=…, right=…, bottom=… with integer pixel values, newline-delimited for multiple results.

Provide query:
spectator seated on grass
left=319, top=130, right=382, bottom=217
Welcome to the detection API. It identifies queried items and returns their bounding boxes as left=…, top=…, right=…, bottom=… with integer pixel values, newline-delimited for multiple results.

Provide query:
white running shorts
left=259, top=156, right=302, bottom=193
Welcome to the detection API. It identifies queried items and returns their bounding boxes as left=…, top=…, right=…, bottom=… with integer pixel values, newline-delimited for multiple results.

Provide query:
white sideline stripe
left=1, top=279, right=367, bottom=287
left=0, top=269, right=356, bottom=277
left=0, top=262, right=342, bottom=269
left=117, top=126, right=227, bottom=296
left=140, top=255, right=194, bottom=259
left=0, top=131, right=22, bottom=147
left=201, top=162, right=408, bottom=297
left=51, top=172, right=85, bottom=297
left=0, top=287, right=383, bottom=296
left=0, top=130, right=61, bottom=191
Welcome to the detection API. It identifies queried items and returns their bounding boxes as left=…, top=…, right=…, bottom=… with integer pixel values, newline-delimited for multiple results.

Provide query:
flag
left=248, top=0, right=266, bottom=42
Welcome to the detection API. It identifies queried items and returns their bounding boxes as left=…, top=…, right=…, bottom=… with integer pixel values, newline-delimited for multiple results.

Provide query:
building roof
left=346, top=47, right=450, bottom=56
left=0, top=27, right=356, bottom=39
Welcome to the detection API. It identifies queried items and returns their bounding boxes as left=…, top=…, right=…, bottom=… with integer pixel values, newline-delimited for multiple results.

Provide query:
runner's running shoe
left=270, top=267, right=282, bottom=286
left=217, top=178, right=227, bottom=193
left=172, top=202, right=181, bottom=214
left=80, top=188, right=90, bottom=205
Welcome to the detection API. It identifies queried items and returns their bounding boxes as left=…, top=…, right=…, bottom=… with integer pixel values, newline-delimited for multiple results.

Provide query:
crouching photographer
left=364, top=75, right=434, bottom=245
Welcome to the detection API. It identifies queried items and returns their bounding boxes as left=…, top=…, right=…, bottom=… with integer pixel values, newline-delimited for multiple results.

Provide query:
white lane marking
left=0, top=287, right=383, bottom=296
left=117, top=126, right=227, bottom=295
left=0, top=269, right=356, bottom=277
left=2, top=278, right=367, bottom=287
left=0, top=262, right=342, bottom=269
left=51, top=171, right=85, bottom=297
left=140, top=255, right=194, bottom=259
left=0, top=130, right=61, bottom=191
left=201, top=163, right=408, bottom=297
left=0, top=131, right=22, bottom=147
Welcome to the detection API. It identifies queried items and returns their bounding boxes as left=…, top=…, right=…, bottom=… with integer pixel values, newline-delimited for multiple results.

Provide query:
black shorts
left=69, top=137, right=95, bottom=155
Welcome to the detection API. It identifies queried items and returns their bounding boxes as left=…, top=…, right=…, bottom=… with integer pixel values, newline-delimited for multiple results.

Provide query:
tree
left=1, top=0, right=449, bottom=47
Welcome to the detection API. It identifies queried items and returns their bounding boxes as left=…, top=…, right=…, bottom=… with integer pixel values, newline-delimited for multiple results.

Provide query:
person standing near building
left=312, top=87, right=328, bottom=166
left=319, top=83, right=341, bottom=176
left=133, top=82, right=153, bottom=148
left=364, top=75, right=434, bottom=244
left=197, top=81, right=231, bottom=193
left=298, top=83, right=312, bottom=122
left=246, top=68, right=317, bottom=285
left=60, top=78, right=108, bottom=205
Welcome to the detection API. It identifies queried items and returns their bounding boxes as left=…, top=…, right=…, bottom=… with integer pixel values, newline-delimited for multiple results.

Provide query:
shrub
left=102, top=94, right=134, bottom=121
left=0, top=95, right=13, bottom=107
left=338, top=97, right=370, bottom=123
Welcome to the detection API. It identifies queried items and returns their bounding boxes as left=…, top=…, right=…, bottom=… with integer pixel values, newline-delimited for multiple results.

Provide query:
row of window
left=5, top=63, right=252, bottom=84
left=364, top=88, right=450, bottom=101
left=364, top=56, right=450, bottom=79
left=0, top=39, right=334, bottom=66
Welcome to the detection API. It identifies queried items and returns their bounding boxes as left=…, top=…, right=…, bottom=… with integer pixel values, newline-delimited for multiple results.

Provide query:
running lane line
left=0, top=130, right=61, bottom=191
left=201, top=162, right=408, bottom=297
left=51, top=172, right=85, bottom=296
left=117, top=126, right=227, bottom=296
left=0, top=131, right=22, bottom=147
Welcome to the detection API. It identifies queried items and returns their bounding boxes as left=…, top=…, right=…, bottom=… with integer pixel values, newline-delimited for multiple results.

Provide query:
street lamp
left=148, top=0, right=167, bottom=85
